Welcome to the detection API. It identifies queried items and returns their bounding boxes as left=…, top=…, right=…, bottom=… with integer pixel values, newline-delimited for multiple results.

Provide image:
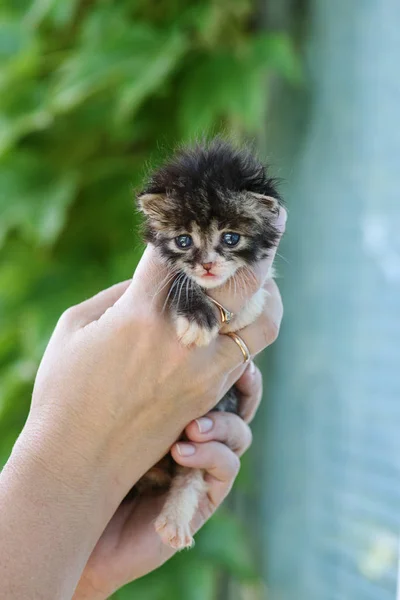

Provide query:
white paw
left=175, top=316, right=218, bottom=347
left=154, top=515, right=194, bottom=550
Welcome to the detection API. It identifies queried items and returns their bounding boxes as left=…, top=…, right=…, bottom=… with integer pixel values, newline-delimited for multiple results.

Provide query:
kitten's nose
left=202, top=262, right=213, bottom=272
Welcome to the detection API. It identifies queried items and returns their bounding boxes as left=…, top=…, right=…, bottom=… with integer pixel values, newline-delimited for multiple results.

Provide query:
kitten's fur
left=136, top=138, right=282, bottom=549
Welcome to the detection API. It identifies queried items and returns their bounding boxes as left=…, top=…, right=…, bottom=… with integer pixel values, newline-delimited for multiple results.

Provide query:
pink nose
left=202, top=262, right=213, bottom=272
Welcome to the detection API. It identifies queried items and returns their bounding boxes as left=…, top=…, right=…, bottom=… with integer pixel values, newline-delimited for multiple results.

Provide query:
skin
left=0, top=208, right=285, bottom=600
left=73, top=365, right=263, bottom=600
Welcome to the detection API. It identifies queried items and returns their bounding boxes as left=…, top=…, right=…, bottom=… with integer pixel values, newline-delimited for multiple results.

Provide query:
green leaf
left=180, top=52, right=267, bottom=135
left=24, top=0, right=80, bottom=28
left=0, top=18, right=41, bottom=92
left=178, top=557, right=216, bottom=600
left=0, top=154, right=78, bottom=246
left=0, top=82, right=52, bottom=154
left=0, top=18, right=35, bottom=61
left=115, top=30, right=187, bottom=122
left=196, top=510, right=258, bottom=579
left=180, top=53, right=244, bottom=135
left=51, top=25, right=184, bottom=114
left=251, top=32, right=302, bottom=83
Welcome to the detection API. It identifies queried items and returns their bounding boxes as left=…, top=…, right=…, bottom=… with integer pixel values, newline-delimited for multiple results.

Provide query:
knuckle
left=195, top=380, right=216, bottom=412
left=58, top=305, right=79, bottom=328
left=268, top=320, right=280, bottom=345
left=196, top=373, right=213, bottom=398
left=260, top=316, right=280, bottom=348
left=242, top=426, right=253, bottom=454
left=215, top=412, right=231, bottom=437
left=251, top=372, right=263, bottom=398
left=230, top=418, right=253, bottom=455
left=230, top=453, right=241, bottom=477
left=202, top=393, right=219, bottom=415
left=126, top=306, right=160, bottom=331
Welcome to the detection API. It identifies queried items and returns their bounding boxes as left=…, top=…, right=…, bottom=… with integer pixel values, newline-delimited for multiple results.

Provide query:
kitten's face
left=138, top=190, right=280, bottom=290
left=158, top=219, right=248, bottom=289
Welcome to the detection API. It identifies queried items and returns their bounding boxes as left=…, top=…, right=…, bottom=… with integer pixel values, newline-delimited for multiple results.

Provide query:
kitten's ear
left=249, top=192, right=280, bottom=215
left=137, top=193, right=167, bottom=221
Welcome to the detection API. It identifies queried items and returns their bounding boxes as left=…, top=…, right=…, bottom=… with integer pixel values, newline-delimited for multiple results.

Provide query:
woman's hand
left=22, top=207, right=285, bottom=514
left=0, top=207, right=285, bottom=599
left=73, top=364, right=263, bottom=600
left=24, top=250, right=282, bottom=515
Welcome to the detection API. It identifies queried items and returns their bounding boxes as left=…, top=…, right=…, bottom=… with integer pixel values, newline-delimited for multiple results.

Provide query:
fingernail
left=249, top=361, right=256, bottom=375
left=196, top=417, right=214, bottom=433
left=176, top=443, right=196, bottom=457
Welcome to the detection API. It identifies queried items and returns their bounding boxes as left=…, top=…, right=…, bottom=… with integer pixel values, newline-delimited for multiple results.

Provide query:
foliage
left=0, top=0, right=299, bottom=597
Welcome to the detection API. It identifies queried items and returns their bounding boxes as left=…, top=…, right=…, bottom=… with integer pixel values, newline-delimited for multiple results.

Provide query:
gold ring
left=208, top=297, right=234, bottom=325
left=226, top=332, right=251, bottom=364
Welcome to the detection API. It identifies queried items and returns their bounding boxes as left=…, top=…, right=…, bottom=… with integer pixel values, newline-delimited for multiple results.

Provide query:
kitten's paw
left=175, top=316, right=218, bottom=347
left=154, top=515, right=194, bottom=550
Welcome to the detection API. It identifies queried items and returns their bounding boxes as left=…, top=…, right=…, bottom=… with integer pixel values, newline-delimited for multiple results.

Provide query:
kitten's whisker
left=171, top=273, right=184, bottom=304
left=239, top=272, right=247, bottom=301
left=146, top=264, right=179, bottom=289
left=176, top=274, right=187, bottom=310
left=163, top=272, right=185, bottom=312
left=276, top=252, right=289, bottom=265
left=243, top=266, right=258, bottom=287
left=185, top=275, right=190, bottom=308
left=233, top=271, right=243, bottom=300
left=232, top=272, right=238, bottom=299
left=148, top=265, right=179, bottom=297
left=227, top=276, right=233, bottom=299
left=243, top=269, right=254, bottom=287
left=239, top=270, right=250, bottom=300
left=151, top=278, right=178, bottom=312
left=188, top=276, right=192, bottom=303
left=150, top=271, right=179, bottom=306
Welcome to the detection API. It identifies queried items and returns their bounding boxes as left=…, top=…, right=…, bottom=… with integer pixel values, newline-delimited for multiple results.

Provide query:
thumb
left=116, top=245, right=175, bottom=314
left=61, top=280, right=132, bottom=328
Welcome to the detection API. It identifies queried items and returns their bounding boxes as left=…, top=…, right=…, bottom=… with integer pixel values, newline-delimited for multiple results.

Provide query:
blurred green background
left=3, top=1, right=400, bottom=600
left=0, top=1, right=299, bottom=599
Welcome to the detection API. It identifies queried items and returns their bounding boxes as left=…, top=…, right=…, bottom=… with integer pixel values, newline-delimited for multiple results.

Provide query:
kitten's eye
left=175, top=234, right=193, bottom=249
left=221, top=232, right=241, bottom=247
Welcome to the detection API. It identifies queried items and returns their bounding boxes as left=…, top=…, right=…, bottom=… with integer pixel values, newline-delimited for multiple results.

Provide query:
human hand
left=22, top=209, right=285, bottom=517
left=1, top=210, right=285, bottom=600
left=73, top=364, right=263, bottom=600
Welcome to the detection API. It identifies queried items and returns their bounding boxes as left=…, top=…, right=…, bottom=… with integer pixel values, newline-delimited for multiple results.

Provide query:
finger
left=207, top=206, right=286, bottom=315
left=184, top=411, right=252, bottom=456
left=59, top=280, right=132, bottom=328
left=116, top=245, right=175, bottom=313
left=171, top=441, right=241, bottom=508
left=172, top=440, right=240, bottom=483
left=234, top=362, right=263, bottom=423
left=216, top=278, right=283, bottom=372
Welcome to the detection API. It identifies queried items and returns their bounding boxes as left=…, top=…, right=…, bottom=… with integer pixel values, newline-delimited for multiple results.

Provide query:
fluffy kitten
left=136, top=138, right=282, bottom=549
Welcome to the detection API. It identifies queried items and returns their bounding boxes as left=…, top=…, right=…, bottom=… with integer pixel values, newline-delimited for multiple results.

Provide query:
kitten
left=136, top=138, right=282, bottom=549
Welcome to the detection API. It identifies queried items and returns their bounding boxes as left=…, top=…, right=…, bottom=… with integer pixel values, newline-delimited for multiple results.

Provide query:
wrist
left=20, top=408, right=127, bottom=510
left=0, top=423, right=117, bottom=600
left=7, top=416, right=119, bottom=523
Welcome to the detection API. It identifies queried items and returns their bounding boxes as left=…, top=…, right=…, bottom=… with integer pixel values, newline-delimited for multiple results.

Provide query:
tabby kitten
left=137, top=138, right=282, bottom=549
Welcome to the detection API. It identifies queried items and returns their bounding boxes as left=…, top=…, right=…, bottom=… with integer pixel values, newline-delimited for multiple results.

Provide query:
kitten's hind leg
left=154, top=466, right=207, bottom=550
